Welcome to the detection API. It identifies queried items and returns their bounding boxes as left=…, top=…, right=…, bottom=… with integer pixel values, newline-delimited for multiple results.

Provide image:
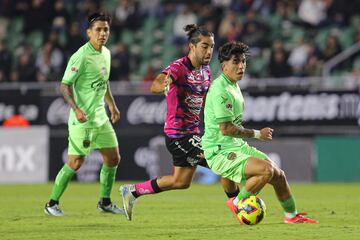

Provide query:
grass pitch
left=0, top=183, right=359, bottom=240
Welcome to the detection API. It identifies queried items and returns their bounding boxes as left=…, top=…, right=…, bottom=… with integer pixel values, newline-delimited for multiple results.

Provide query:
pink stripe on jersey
left=162, top=56, right=211, bottom=138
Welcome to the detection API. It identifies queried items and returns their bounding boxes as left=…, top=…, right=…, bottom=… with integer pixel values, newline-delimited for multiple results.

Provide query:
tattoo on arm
left=219, top=121, right=254, bottom=138
left=60, top=83, right=78, bottom=110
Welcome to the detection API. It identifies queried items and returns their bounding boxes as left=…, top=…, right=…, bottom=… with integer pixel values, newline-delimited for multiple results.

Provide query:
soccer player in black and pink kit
left=119, top=24, right=238, bottom=221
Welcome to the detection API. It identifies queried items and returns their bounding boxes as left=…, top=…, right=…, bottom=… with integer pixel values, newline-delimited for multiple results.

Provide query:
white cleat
left=97, top=202, right=125, bottom=215
left=44, top=203, right=65, bottom=217
left=119, top=185, right=137, bottom=221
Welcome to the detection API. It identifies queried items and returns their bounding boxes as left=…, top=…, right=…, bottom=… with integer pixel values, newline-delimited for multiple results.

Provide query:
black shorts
left=165, top=134, right=209, bottom=167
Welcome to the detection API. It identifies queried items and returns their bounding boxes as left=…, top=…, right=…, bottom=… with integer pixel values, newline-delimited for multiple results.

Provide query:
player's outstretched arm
left=60, top=83, right=87, bottom=123
left=219, top=121, right=273, bottom=141
left=105, top=82, right=120, bottom=124
left=150, top=71, right=172, bottom=95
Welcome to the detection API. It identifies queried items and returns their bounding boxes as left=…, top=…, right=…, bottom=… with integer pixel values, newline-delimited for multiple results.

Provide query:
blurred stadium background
left=0, top=0, right=359, bottom=185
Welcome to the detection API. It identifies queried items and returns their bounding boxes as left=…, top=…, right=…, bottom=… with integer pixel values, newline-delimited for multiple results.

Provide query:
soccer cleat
left=226, top=197, right=243, bottom=225
left=97, top=202, right=125, bottom=215
left=44, top=203, right=65, bottom=217
left=119, top=185, right=137, bottom=221
left=284, top=212, right=318, bottom=224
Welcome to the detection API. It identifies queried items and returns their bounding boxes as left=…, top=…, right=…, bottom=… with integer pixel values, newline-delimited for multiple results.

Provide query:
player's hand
left=109, top=105, right=120, bottom=124
left=259, top=127, right=273, bottom=141
left=163, top=71, right=172, bottom=96
left=74, top=108, right=87, bottom=123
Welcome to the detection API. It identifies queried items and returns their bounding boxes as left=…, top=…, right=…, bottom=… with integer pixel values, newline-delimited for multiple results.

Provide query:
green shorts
left=68, top=120, right=118, bottom=156
left=205, top=143, right=268, bottom=183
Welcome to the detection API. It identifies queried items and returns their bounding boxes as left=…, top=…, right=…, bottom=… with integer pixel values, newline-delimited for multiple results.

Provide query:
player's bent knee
left=68, top=158, right=84, bottom=171
left=279, top=170, right=287, bottom=182
left=107, top=155, right=121, bottom=166
left=263, top=164, right=275, bottom=183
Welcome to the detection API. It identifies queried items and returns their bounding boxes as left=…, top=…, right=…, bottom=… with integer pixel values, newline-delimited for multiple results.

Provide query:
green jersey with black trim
left=202, top=73, right=246, bottom=154
left=62, top=42, right=111, bottom=128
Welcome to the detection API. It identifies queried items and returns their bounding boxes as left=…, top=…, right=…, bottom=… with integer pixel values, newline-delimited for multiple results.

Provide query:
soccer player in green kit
left=44, top=12, right=124, bottom=216
left=202, top=41, right=318, bottom=224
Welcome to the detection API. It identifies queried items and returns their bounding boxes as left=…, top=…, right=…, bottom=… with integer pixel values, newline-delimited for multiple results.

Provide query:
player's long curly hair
left=184, top=24, right=214, bottom=45
left=218, top=41, right=250, bottom=63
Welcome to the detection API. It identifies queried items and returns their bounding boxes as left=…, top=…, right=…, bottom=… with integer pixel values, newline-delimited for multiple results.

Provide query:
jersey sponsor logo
left=227, top=152, right=237, bottom=161
left=184, top=96, right=203, bottom=115
left=91, top=79, right=107, bottom=92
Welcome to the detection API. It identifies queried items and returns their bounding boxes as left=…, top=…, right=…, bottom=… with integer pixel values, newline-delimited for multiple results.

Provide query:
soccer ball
left=237, top=196, right=266, bottom=225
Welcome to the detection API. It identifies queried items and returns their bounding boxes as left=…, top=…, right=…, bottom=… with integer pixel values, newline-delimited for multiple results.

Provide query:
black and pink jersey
left=162, top=56, right=211, bottom=138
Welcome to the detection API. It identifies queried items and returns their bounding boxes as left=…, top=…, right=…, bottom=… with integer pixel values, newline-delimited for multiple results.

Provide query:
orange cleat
left=226, top=197, right=243, bottom=225
left=284, top=213, right=318, bottom=224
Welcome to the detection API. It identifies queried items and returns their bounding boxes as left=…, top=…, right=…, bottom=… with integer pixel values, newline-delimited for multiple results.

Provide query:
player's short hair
left=87, top=12, right=111, bottom=28
left=218, top=41, right=249, bottom=63
left=184, top=24, right=214, bottom=45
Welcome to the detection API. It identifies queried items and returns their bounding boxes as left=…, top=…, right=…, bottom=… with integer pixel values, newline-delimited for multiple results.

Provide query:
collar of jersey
left=221, top=73, right=237, bottom=86
left=87, top=41, right=102, bottom=54
left=184, top=56, right=196, bottom=70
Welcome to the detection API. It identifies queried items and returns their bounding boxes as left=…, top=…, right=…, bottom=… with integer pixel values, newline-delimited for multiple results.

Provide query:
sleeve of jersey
left=161, top=61, right=181, bottom=82
left=61, top=52, right=84, bottom=85
left=212, top=92, right=234, bottom=124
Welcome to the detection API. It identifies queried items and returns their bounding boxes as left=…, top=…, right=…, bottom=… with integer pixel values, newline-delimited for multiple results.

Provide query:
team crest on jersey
left=226, top=103, right=233, bottom=110
left=227, top=152, right=237, bottom=161
left=71, top=67, right=78, bottom=73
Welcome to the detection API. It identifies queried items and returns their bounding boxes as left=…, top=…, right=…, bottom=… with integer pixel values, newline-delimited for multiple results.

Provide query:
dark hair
left=184, top=24, right=214, bottom=45
left=87, top=12, right=111, bottom=28
left=218, top=41, right=249, bottom=63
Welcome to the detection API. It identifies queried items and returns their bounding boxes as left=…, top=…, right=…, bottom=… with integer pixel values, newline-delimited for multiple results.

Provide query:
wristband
left=253, top=130, right=261, bottom=139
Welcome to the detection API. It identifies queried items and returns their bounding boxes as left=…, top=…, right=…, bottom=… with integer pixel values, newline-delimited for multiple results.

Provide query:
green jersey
left=202, top=73, right=246, bottom=157
left=62, top=42, right=111, bottom=128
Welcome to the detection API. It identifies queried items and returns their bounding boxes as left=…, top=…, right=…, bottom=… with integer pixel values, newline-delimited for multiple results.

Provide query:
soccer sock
left=280, top=196, right=297, bottom=218
left=99, top=164, right=117, bottom=199
left=234, top=187, right=254, bottom=206
left=132, top=178, right=162, bottom=198
left=225, top=187, right=240, bottom=198
left=49, top=164, right=75, bottom=202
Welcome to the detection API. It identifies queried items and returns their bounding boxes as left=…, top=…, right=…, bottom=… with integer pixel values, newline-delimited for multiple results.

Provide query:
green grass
left=1, top=183, right=360, bottom=240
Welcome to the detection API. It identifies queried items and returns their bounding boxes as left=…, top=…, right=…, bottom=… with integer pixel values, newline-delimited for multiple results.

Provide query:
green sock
left=280, top=196, right=297, bottom=213
left=237, top=187, right=254, bottom=200
left=50, top=164, right=75, bottom=201
left=233, top=187, right=255, bottom=205
left=99, top=164, right=117, bottom=199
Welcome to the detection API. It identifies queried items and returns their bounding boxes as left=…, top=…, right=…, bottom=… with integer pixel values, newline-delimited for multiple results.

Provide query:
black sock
left=151, top=178, right=163, bottom=193
left=100, top=197, right=111, bottom=206
left=48, top=199, right=59, bottom=207
left=225, top=187, right=240, bottom=198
